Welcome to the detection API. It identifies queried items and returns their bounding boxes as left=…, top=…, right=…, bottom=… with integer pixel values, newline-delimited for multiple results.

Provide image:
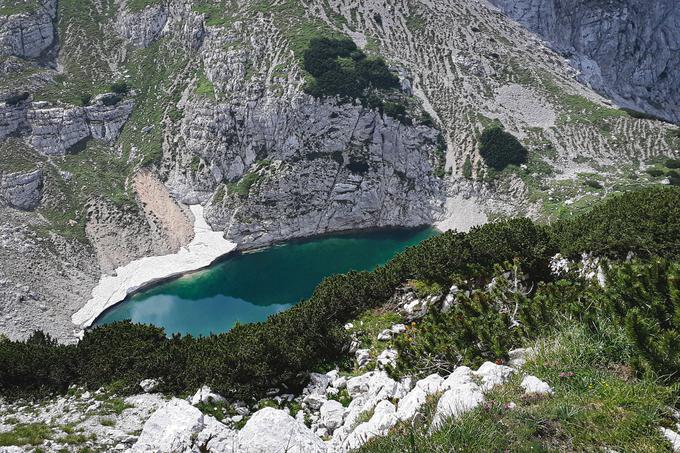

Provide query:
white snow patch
left=71, top=205, right=237, bottom=331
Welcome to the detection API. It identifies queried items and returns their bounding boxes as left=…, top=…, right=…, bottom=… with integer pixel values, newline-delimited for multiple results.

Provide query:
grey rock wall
left=115, top=4, right=169, bottom=48
left=0, top=0, right=57, bottom=59
left=489, top=0, right=680, bottom=123
left=0, top=99, right=133, bottom=155
left=0, top=168, right=43, bottom=210
left=163, top=17, right=443, bottom=248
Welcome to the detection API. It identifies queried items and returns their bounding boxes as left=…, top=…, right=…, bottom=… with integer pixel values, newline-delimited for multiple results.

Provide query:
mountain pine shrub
left=478, top=126, right=527, bottom=170
left=599, top=259, right=680, bottom=379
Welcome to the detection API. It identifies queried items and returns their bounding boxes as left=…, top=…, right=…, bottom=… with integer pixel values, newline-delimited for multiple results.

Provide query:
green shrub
left=303, top=38, right=398, bottom=100
left=598, top=259, right=680, bottom=379
left=79, top=93, right=92, bottom=106
left=462, top=156, right=473, bottom=179
left=110, top=81, right=130, bottom=95
left=346, top=158, right=369, bottom=174
left=101, top=95, right=122, bottom=106
left=4, top=92, right=29, bottom=106
left=665, top=158, right=680, bottom=169
left=382, top=101, right=411, bottom=125
left=555, top=186, right=680, bottom=260
left=646, top=168, right=664, bottom=177
left=478, top=127, right=527, bottom=170
left=668, top=170, right=680, bottom=186
left=584, top=179, right=603, bottom=189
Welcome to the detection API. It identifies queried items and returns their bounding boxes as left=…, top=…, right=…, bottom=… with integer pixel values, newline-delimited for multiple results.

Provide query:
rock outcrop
left=489, top=0, right=680, bottom=123
left=237, top=407, right=327, bottom=453
left=0, top=168, right=43, bottom=210
left=132, top=398, right=237, bottom=453
left=0, top=0, right=56, bottom=59
left=0, top=98, right=133, bottom=155
left=115, top=4, right=169, bottom=48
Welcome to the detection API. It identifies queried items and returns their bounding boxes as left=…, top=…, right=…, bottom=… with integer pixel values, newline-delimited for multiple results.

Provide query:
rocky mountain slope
left=489, top=0, right=680, bottom=124
left=0, top=0, right=679, bottom=342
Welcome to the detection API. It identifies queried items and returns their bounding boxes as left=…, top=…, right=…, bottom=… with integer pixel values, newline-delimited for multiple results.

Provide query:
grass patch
left=359, top=323, right=673, bottom=452
left=0, top=423, right=52, bottom=446
left=100, top=398, right=133, bottom=415
left=195, top=70, right=215, bottom=98
left=347, top=309, right=403, bottom=353
left=228, top=171, right=261, bottom=198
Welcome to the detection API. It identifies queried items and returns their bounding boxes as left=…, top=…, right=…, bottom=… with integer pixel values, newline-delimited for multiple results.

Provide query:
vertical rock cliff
left=489, top=0, right=680, bottom=123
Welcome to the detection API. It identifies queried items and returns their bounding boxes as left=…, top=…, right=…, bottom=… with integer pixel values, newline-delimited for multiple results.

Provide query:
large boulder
left=237, top=407, right=326, bottom=453
left=131, top=398, right=205, bottom=453
left=396, top=386, right=428, bottom=422
left=431, top=381, right=484, bottom=429
left=319, top=400, right=346, bottom=432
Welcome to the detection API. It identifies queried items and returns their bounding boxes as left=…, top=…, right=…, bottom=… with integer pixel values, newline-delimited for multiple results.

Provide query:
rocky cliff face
left=0, top=0, right=56, bottom=59
left=0, top=98, right=133, bottom=155
left=159, top=10, right=443, bottom=247
left=0, top=168, right=43, bottom=210
left=488, top=0, right=680, bottom=124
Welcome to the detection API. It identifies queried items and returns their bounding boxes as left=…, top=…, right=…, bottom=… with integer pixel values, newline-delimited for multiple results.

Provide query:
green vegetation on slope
left=2, top=187, right=680, bottom=402
left=478, top=126, right=528, bottom=170
left=303, top=38, right=399, bottom=100
left=359, top=322, right=673, bottom=452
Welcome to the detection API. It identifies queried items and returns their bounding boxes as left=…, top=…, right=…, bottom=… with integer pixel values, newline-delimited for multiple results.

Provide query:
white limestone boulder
left=473, top=362, right=514, bottom=391
left=396, top=386, right=428, bottom=422
left=377, top=329, right=392, bottom=341
left=391, top=323, right=406, bottom=334
left=305, top=373, right=332, bottom=396
left=521, top=375, right=554, bottom=395
left=303, top=393, right=328, bottom=411
left=440, top=366, right=474, bottom=391
left=191, top=385, right=226, bottom=405
left=319, top=400, right=346, bottom=431
left=342, top=400, right=398, bottom=451
left=139, top=378, right=159, bottom=393
left=355, top=349, right=371, bottom=368
left=237, top=407, right=326, bottom=453
left=661, top=427, right=680, bottom=452
left=415, top=373, right=444, bottom=395
left=196, top=415, right=237, bottom=452
left=376, top=349, right=397, bottom=369
left=431, top=381, right=484, bottom=430
left=131, top=398, right=205, bottom=453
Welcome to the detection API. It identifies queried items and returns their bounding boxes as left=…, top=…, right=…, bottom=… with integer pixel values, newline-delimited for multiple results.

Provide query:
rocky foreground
left=0, top=347, right=543, bottom=453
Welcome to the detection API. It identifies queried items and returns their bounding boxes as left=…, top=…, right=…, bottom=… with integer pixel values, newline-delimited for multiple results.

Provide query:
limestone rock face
left=115, top=4, right=169, bottom=48
left=0, top=100, right=133, bottom=155
left=191, top=101, right=442, bottom=248
left=236, top=407, right=327, bottom=453
left=0, top=169, right=43, bottom=210
left=0, top=0, right=56, bottom=59
left=489, top=0, right=680, bottom=123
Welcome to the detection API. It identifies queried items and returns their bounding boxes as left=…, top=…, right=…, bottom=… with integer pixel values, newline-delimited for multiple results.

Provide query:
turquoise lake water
left=94, top=228, right=437, bottom=336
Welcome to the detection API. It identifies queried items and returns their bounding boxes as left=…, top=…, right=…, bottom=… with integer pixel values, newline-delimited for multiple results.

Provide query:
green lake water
left=94, top=228, right=437, bottom=336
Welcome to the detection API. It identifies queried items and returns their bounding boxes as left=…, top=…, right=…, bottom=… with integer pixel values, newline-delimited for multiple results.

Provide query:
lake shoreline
left=70, top=205, right=238, bottom=337
left=90, top=225, right=439, bottom=337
